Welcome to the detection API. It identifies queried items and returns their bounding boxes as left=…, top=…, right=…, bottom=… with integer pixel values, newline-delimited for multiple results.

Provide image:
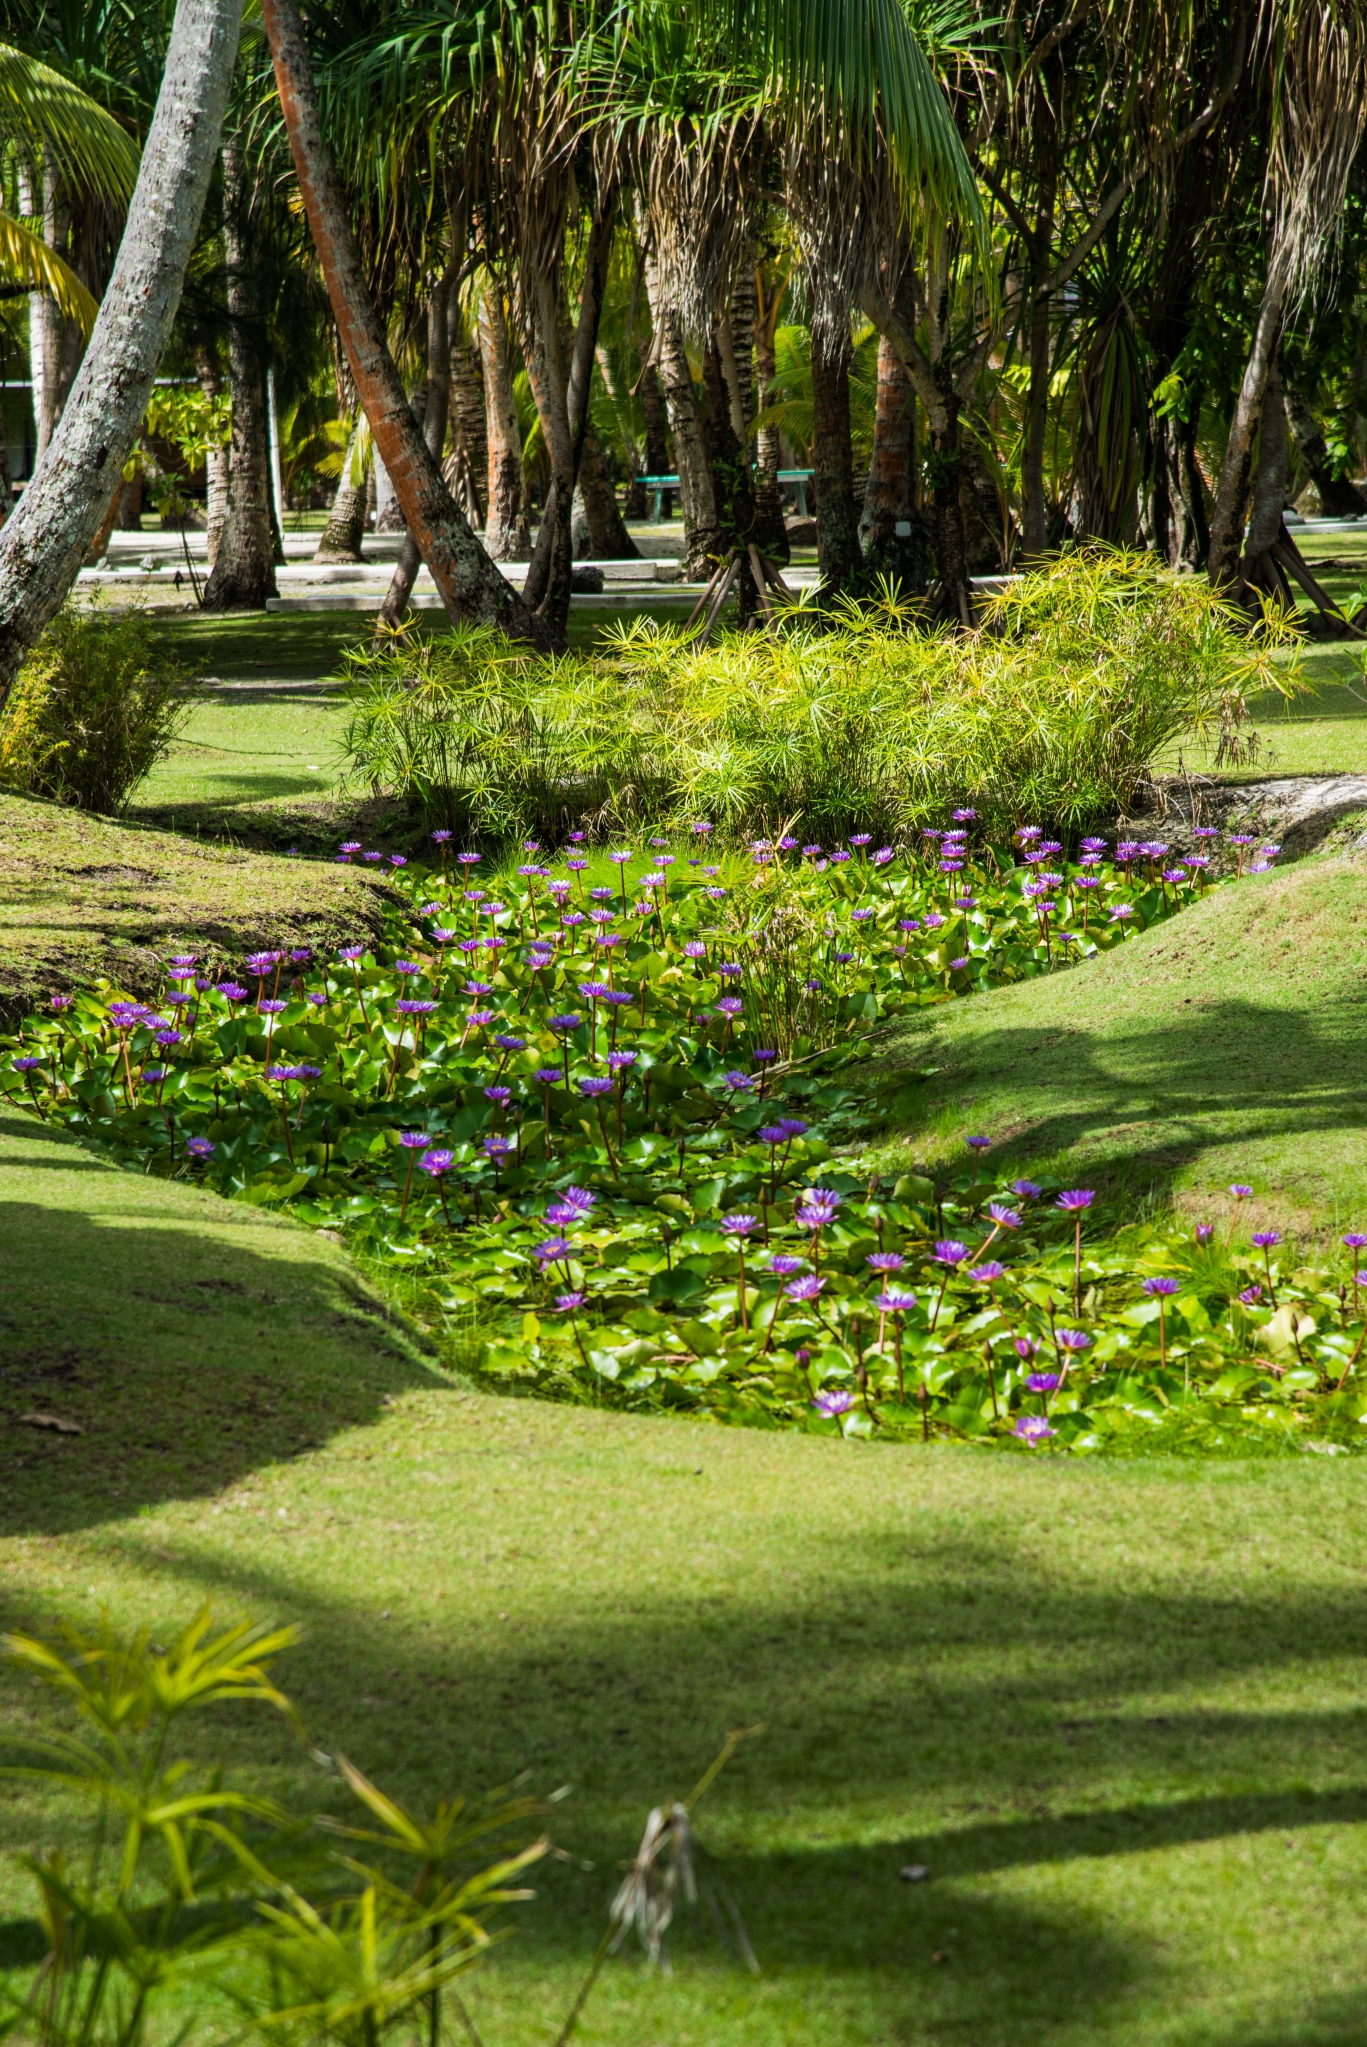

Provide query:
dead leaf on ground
left=18, top=1411, right=83, bottom=1434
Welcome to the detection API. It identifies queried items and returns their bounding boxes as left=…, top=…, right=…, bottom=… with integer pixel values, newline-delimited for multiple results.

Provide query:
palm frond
left=0, top=210, right=98, bottom=331
left=0, top=41, right=139, bottom=202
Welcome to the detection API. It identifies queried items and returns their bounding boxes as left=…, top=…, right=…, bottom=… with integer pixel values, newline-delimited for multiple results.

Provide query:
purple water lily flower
left=813, top=1389, right=855, bottom=1417
left=1141, top=1276, right=1180, bottom=1297
left=933, top=1239, right=968, bottom=1265
left=1026, top=1371, right=1061, bottom=1393
left=1056, top=1189, right=1094, bottom=1213
left=1014, top=1415, right=1055, bottom=1443
left=721, top=1213, right=758, bottom=1237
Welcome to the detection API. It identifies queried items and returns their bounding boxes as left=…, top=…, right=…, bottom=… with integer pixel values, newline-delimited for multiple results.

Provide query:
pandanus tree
left=1207, top=0, right=1367, bottom=598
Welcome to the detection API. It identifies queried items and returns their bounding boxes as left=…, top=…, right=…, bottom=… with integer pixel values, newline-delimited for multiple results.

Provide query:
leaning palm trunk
left=261, top=0, right=553, bottom=650
left=314, top=413, right=367, bottom=561
left=0, top=0, right=245, bottom=700
left=478, top=285, right=531, bottom=560
left=203, top=139, right=277, bottom=610
left=378, top=265, right=457, bottom=628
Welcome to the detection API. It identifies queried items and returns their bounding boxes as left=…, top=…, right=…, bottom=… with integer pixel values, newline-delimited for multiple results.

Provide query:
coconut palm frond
left=0, top=42, right=139, bottom=202
left=0, top=210, right=97, bottom=331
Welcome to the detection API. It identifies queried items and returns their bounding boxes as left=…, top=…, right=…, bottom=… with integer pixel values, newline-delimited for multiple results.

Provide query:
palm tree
left=0, top=0, right=244, bottom=701
left=261, top=0, right=556, bottom=649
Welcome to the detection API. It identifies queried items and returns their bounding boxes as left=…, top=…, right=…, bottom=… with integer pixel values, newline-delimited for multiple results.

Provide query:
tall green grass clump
left=342, top=552, right=1295, bottom=844
left=0, top=605, right=194, bottom=814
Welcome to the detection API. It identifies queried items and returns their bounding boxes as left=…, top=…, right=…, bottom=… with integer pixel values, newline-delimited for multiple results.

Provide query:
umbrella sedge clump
left=5, top=822, right=1355, bottom=1451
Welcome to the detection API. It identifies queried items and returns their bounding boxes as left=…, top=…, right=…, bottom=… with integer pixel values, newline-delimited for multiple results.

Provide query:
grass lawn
left=5, top=871, right=1367, bottom=2043
left=5, top=1087, right=1367, bottom=2047
left=877, top=850, right=1367, bottom=1243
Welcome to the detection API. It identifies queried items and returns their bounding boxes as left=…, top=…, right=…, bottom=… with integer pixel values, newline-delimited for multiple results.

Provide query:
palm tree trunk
left=699, top=330, right=759, bottom=621
left=446, top=322, right=487, bottom=525
left=577, top=421, right=639, bottom=557
left=315, top=413, right=367, bottom=560
left=378, top=270, right=455, bottom=627
left=520, top=193, right=616, bottom=633
left=638, top=342, right=670, bottom=488
left=195, top=346, right=230, bottom=566
left=29, top=154, right=80, bottom=462
left=261, top=0, right=553, bottom=649
left=1208, top=275, right=1284, bottom=590
left=1232, top=360, right=1298, bottom=618
left=645, top=254, right=723, bottom=578
left=752, top=264, right=788, bottom=561
left=1020, top=146, right=1057, bottom=559
left=1284, top=382, right=1367, bottom=516
left=860, top=334, right=927, bottom=591
left=203, top=140, right=277, bottom=610
left=1175, top=414, right=1209, bottom=567
left=477, top=286, right=530, bottom=561
left=0, top=0, right=245, bottom=701
left=810, top=324, right=862, bottom=594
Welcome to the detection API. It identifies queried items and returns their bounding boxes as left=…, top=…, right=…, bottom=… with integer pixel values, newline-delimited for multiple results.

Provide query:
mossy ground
left=0, top=792, right=389, bottom=1019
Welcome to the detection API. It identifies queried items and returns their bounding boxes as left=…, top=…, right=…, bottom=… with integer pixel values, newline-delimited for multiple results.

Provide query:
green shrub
left=340, top=551, right=1298, bottom=844
left=0, top=605, right=194, bottom=814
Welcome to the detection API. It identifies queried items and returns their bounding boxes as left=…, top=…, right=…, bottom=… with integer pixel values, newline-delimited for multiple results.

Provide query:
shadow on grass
left=0, top=1141, right=437, bottom=1540
left=10, top=1513, right=1367, bottom=2039
left=885, top=990, right=1367, bottom=1200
